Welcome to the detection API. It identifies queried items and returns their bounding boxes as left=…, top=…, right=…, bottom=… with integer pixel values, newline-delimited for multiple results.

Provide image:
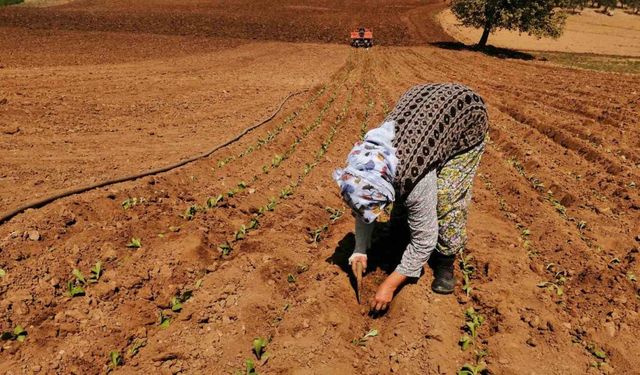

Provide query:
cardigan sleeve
left=395, top=169, right=439, bottom=278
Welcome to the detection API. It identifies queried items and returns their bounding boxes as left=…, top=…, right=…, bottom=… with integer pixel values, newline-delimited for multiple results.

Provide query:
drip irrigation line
left=0, top=90, right=308, bottom=225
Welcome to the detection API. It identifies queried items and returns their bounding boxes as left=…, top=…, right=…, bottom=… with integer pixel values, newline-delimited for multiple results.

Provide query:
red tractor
left=350, top=27, right=373, bottom=48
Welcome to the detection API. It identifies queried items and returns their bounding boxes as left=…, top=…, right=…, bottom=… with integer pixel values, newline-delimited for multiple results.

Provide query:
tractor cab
left=350, top=27, right=373, bottom=48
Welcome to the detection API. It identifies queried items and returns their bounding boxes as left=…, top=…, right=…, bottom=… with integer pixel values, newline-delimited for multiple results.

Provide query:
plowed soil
left=1, top=1, right=640, bottom=375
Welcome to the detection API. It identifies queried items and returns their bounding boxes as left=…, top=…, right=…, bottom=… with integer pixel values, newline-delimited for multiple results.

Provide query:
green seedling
left=67, top=280, right=85, bottom=297
left=126, top=238, right=142, bottom=248
left=464, top=308, right=485, bottom=341
left=235, top=225, right=247, bottom=241
left=587, top=343, right=607, bottom=360
left=460, top=254, right=475, bottom=297
left=182, top=205, right=201, bottom=220
left=457, top=363, right=486, bottom=375
left=240, top=359, right=257, bottom=375
left=262, top=165, right=270, bottom=174
left=89, top=261, right=102, bottom=283
left=227, top=189, right=238, bottom=198
left=325, top=207, right=344, bottom=223
left=170, top=290, right=193, bottom=312
left=530, top=177, right=545, bottom=191
left=169, top=226, right=180, bottom=232
left=207, top=194, right=225, bottom=208
left=0, top=269, right=5, bottom=277
left=252, top=337, right=269, bottom=360
left=280, top=186, right=293, bottom=199
left=128, top=338, right=147, bottom=357
left=627, top=272, right=637, bottom=282
left=247, top=218, right=260, bottom=230
left=351, top=329, right=378, bottom=346
left=121, top=197, right=141, bottom=210
left=266, top=198, right=277, bottom=212
left=271, top=154, right=284, bottom=168
left=158, top=311, right=171, bottom=328
left=296, top=264, right=309, bottom=274
left=287, top=274, right=296, bottom=283
left=1, top=325, right=27, bottom=342
left=238, top=181, right=248, bottom=190
left=218, top=241, right=233, bottom=256
left=459, top=335, right=472, bottom=351
left=537, top=269, right=567, bottom=296
left=577, top=220, right=587, bottom=231
left=303, top=163, right=314, bottom=176
left=307, top=225, right=328, bottom=243
left=72, top=268, right=86, bottom=284
left=109, top=350, right=123, bottom=369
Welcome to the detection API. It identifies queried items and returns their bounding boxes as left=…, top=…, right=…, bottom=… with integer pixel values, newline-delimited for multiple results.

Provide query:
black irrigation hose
left=0, top=90, right=308, bottom=225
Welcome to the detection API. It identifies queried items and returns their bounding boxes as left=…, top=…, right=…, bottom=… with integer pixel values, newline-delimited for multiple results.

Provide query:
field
left=1, top=1, right=639, bottom=374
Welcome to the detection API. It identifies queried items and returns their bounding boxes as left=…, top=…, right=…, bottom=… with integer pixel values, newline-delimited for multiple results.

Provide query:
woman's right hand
left=349, top=253, right=368, bottom=275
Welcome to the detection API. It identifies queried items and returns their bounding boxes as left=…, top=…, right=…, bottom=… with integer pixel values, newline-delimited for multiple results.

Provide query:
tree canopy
left=451, top=0, right=568, bottom=47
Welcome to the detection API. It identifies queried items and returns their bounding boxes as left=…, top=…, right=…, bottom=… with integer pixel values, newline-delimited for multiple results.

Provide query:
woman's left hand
left=370, top=272, right=407, bottom=312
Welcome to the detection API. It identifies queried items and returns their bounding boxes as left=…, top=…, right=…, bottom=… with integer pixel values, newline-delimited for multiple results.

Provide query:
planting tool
left=355, top=262, right=364, bottom=304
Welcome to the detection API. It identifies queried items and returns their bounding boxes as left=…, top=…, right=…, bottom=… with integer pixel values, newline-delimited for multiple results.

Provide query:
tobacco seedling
left=1, top=325, right=27, bottom=342
left=235, top=225, right=247, bottom=241
left=252, top=337, right=269, bottom=361
left=182, top=205, right=200, bottom=220
left=280, top=186, right=293, bottom=199
left=272, top=154, right=284, bottom=168
left=218, top=241, right=233, bottom=256
left=627, top=272, right=637, bottom=282
left=122, top=197, right=142, bottom=210
left=128, top=338, right=147, bottom=357
left=126, top=238, right=142, bottom=248
left=89, top=261, right=102, bottom=283
left=287, top=274, right=296, bottom=283
left=351, top=329, right=378, bottom=346
left=307, top=225, right=328, bottom=243
left=577, top=220, right=587, bottom=231
left=457, top=363, right=486, bottom=375
left=247, top=218, right=260, bottom=230
left=158, top=311, right=171, bottom=328
left=237, top=359, right=257, bottom=375
left=587, top=343, right=607, bottom=360
left=207, top=194, right=225, bottom=208
left=67, top=268, right=87, bottom=297
left=170, top=290, right=192, bottom=312
left=238, top=181, right=248, bottom=190
left=109, top=350, right=123, bottom=369
left=325, top=207, right=344, bottom=223
left=464, top=308, right=485, bottom=341
left=0, top=269, right=5, bottom=277
left=266, top=198, right=277, bottom=212
left=460, top=254, right=475, bottom=297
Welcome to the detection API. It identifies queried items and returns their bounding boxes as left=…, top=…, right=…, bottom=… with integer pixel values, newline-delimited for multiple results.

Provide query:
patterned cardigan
left=386, top=83, right=489, bottom=197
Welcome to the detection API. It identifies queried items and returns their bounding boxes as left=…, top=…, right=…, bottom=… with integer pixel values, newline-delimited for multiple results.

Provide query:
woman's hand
left=350, top=254, right=368, bottom=275
left=370, top=272, right=407, bottom=313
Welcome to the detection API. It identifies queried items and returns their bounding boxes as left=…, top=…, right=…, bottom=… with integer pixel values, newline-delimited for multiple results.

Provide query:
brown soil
left=1, top=1, right=640, bottom=375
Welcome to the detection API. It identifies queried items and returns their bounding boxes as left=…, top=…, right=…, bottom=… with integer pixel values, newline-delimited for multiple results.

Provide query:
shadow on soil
left=326, top=213, right=421, bottom=316
left=430, top=41, right=537, bottom=61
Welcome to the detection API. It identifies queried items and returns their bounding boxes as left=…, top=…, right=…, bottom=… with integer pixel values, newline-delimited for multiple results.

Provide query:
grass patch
left=536, top=52, right=640, bottom=74
left=0, top=0, right=23, bottom=6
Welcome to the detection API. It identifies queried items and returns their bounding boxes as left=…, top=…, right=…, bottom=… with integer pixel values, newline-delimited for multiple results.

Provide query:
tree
left=451, top=0, right=568, bottom=47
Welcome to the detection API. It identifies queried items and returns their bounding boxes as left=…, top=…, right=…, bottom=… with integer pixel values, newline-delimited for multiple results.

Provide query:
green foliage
left=351, top=329, right=378, bottom=346
left=1, top=325, right=27, bottom=342
left=460, top=254, right=475, bottom=297
left=218, top=241, right=233, bottom=256
left=128, top=338, right=147, bottom=357
left=158, top=311, right=171, bottom=328
left=109, top=350, right=123, bottom=368
left=126, top=238, right=142, bottom=248
left=121, top=197, right=143, bottom=210
left=325, top=207, right=344, bottom=223
left=464, top=307, right=485, bottom=340
left=89, top=261, right=102, bottom=283
left=170, top=290, right=193, bottom=312
left=207, top=194, right=225, bottom=208
left=279, top=186, right=293, bottom=199
left=287, top=274, right=296, bottom=283
left=252, top=337, right=269, bottom=360
left=182, top=205, right=201, bottom=220
left=451, top=0, right=567, bottom=46
left=457, top=362, right=486, bottom=375
left=0, top=0, right=25, bottom=7
left=67, top=268, right=87, bottom=297
left=307, top=225, right=328, bottom=243
left=235, top=225, right=248, bottom=241
left=0, top=269, right=5, bottom=277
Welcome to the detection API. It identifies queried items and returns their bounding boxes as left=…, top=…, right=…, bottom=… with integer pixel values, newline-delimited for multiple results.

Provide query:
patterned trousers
left=434, top=141, right=485, bottom=256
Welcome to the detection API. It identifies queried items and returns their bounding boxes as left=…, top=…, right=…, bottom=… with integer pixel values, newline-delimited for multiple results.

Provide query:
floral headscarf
left=332, top=121, right=398, bottom=223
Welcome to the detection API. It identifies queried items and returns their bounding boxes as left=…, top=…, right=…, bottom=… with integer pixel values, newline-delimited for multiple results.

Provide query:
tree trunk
left=478, top=23, right=491, bottom=48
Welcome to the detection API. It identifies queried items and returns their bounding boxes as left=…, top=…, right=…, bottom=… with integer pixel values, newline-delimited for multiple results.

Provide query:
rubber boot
left=430, top=252, right=456, bottom=294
